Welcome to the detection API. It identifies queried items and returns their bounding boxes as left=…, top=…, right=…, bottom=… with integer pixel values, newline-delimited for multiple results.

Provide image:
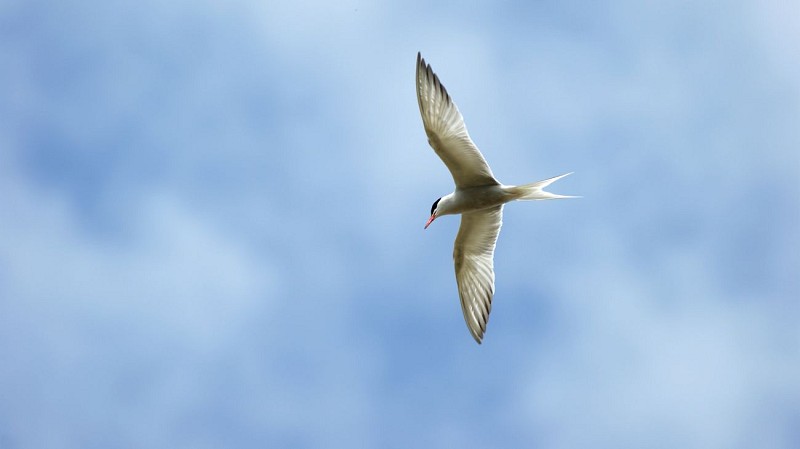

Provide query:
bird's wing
left=416, top=53, right=499, bottom=189
left=453, top=205, right=503, bottom=343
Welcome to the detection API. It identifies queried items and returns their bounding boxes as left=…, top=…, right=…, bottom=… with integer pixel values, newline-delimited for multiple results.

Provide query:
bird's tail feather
left=508, top=172, right=577, bottom=201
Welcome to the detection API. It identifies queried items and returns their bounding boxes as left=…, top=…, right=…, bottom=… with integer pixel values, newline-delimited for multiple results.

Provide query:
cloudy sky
left=1, top=0, right=798, bottom=448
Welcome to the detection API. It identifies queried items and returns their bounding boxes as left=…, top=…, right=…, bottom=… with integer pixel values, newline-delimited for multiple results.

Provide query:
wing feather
left=453, top=205, right=503, bottom=343
left=416, top=53, right=499, bottom=188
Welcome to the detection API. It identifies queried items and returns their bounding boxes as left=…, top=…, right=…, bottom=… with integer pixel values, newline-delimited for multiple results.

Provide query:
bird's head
left=425, top=197, right=442, bottom=229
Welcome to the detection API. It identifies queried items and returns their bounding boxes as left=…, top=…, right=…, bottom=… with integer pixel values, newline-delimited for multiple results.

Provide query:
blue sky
left=1, top=0, right=798, bottom=447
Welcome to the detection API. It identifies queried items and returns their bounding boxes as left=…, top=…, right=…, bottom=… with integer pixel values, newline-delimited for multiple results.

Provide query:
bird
left=416, top=52, right=575, bottom=344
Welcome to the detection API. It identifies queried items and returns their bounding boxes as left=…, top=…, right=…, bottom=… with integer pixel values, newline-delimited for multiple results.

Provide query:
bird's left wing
left=416, top=53, right=499, bottom=189
left=453, top=205, right=503, bottom=343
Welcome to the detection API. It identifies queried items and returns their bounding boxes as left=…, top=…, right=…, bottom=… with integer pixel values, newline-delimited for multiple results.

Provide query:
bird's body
left=416, top=52, right=575, bottom=344
left=435, top=185, right=509, bottom=215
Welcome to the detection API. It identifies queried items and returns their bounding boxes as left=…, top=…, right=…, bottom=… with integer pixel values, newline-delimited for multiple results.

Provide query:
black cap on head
left=430, top=197, right=441, bottom=216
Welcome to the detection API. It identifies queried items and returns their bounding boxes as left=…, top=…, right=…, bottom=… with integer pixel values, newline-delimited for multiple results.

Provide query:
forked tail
left=508, top=172, right=577, bottom=201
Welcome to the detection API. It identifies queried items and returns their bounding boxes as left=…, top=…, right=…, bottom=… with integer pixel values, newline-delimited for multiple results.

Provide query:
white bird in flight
left=417, top=52, right=575, bottom=344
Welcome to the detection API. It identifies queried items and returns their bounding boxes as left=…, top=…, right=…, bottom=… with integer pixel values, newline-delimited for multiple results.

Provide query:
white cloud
left=1, top=0, right=798, bottom=448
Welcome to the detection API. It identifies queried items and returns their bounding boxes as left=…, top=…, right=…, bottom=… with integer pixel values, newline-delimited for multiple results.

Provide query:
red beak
left=424, top=214, right=436, bottom=229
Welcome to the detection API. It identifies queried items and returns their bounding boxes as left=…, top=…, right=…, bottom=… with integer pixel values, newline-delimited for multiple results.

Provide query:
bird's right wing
left=453, top=205, right=503, bottom=343
left=416, top=53, right=499, bottom=189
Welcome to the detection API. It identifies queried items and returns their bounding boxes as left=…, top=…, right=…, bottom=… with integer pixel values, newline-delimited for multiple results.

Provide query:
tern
left=417, top=52, right=575, bottom=344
